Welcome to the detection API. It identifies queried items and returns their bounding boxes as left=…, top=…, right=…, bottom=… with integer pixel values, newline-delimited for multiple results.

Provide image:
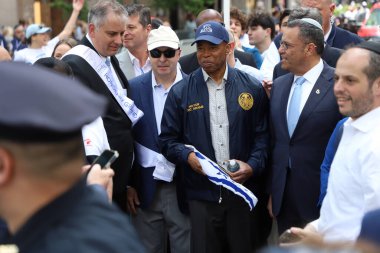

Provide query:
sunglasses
left=149, top=48, right=177, bottom=58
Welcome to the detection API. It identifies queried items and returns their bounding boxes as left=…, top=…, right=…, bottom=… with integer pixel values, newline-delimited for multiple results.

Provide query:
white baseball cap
left=147, top=26, right=179, bottom=51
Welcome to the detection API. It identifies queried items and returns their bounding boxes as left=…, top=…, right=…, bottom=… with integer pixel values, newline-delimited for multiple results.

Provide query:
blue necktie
left=105, top=58, right=111, bottom=67
left=287, top=77, right=306, bottom=136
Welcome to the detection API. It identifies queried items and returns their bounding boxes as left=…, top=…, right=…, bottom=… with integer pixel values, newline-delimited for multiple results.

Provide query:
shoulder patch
left=238, top=93, right=254, bottom=110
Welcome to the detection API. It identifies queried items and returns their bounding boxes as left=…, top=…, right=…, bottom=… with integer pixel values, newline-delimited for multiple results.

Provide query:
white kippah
left=300, top=18, right=323, bottom=31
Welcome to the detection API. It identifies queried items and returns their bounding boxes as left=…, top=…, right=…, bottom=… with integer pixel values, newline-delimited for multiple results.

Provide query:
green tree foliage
left=50, top=0, right=88, bottom=20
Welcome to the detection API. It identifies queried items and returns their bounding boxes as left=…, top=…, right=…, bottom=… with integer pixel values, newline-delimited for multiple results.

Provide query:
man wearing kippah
left=289, top=41, right=380, bottom=244
left=159, top=21, right=270, bottom=252
left=269, top=18, right=342, bottom=235
left=0, top=62, right=145, bottom=252
left=260, top=0, right=363, bottom=81
left=128, top=25, right=191, bottom=253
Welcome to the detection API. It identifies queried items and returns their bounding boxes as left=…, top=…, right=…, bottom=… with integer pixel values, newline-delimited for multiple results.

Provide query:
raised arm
left=57, top=0, right=85, bottom=40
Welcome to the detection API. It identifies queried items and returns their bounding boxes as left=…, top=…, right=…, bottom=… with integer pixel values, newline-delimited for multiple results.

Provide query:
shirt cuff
left=309, top=219, right=319, bottom=232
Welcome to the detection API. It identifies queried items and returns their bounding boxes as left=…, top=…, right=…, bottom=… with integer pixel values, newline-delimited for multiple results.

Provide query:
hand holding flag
left=186, top=145, right=258, bottom=210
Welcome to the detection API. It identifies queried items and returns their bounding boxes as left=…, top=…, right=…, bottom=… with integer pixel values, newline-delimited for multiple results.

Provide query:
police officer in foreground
left=0, top=62, right=146, bottom=253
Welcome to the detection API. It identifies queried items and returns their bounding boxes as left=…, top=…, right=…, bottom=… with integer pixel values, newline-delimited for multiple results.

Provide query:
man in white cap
left=13, top=0, right=83, bottom=64
left=128, top=25, right=190, bottom=253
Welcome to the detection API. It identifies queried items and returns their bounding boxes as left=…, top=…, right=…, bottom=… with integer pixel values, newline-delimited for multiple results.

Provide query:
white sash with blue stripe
left=65, top=45, right=143, bottom=126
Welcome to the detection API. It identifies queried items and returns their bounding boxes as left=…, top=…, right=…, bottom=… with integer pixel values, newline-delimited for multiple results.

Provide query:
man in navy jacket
left=160, top=21, right=269, bottom=253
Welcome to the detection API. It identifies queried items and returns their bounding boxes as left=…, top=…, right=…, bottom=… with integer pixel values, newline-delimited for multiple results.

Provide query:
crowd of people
left=1, top=0, right=380, bottom=253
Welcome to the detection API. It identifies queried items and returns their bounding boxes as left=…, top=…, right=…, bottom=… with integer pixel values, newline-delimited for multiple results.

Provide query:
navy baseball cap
left=0, top=62, right=107, bottom=142
left=191, top=21, right=229, bottom=46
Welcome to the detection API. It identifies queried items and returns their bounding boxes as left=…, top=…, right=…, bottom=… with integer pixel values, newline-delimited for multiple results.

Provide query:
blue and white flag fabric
left=187, top=145, right=258, bottom=210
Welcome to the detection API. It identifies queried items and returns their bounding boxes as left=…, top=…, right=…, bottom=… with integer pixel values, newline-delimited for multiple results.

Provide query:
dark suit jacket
left=129, top=71, right=188, bottom=212
left=179, top=50, right=257, bottom=74
left=326, top=25, right=363, bottom=49
left=269, top=62, right=342, bottom=222
left=272, top=45, right=342, bottom=80
left=62, top=37, right=133, bottom=212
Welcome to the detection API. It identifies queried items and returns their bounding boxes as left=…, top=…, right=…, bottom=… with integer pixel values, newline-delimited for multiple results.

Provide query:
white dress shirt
left=152, top=64, right=183, bottom=134
left=128, top=50, right=151, bottom=77
left=82, top=117, right=110, bottom=156
left=312, top=107, right=380, bottom=243
left=13, top=36, right=59, bottom=64
left=259, top=41, right=280, bottom=80
left=286, top=59, right=324, bottom=118
left=234, top=58, right=264, bottom=83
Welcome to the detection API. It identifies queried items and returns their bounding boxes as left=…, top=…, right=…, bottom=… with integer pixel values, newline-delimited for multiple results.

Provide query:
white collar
left=86, top=34, right=107, bottom=62
left=294, top=58, right=324, bottom=86
left=152, top=64, right=183, bottom=89
left=202, top=64, right=228, bottom=83
left=127, top=50, right=150, bottom=67
left=347, top=107, right=380, bottom=133
left=324, top=22, right=332, bottom=42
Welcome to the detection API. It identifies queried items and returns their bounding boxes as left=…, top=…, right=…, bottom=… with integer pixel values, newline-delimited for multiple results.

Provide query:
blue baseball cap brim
left=26, top=24, right=52, bottom=39
left=191, top=35, right=224, bottom=46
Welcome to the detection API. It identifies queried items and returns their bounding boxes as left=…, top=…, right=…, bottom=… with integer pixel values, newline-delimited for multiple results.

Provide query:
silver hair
left=88, top=0, right=127, bottom=29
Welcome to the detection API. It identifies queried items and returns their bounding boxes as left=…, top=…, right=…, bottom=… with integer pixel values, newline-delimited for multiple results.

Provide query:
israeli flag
left=187, top=146, right=258, bottom=210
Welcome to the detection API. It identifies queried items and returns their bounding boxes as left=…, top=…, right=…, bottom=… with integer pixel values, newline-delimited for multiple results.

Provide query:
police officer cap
left=0, top=62, right=107, bottom=142
left=355, top=41, right=380, bottom=55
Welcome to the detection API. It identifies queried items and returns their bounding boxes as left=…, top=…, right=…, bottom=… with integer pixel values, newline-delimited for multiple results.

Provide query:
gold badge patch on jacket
left=238, top=93, right=254, bottom=110
left=187, top=102, right=204, bottom=112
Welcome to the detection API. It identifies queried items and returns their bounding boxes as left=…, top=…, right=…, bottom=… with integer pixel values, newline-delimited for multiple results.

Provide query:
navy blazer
left=269, top=62, right=342, bottom=221
left=129, top=71, right=188, bottom=210
left=326, top=25, right=363, bottom=49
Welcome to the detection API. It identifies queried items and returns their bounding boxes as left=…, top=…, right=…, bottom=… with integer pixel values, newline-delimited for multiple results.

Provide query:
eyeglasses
left=280, top=40, right=315, bottom=51
left=279, top=41, right=294, bottom=50
left=149, top=48, right=177, bottom=58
